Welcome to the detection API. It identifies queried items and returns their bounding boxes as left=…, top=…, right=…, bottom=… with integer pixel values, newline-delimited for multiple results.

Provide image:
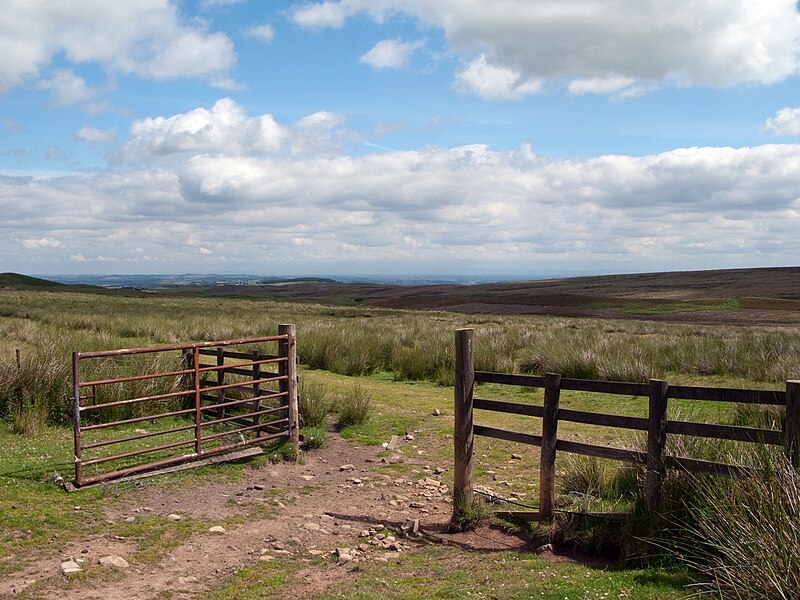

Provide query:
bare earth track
left=2, top=429, right=543, bottom=599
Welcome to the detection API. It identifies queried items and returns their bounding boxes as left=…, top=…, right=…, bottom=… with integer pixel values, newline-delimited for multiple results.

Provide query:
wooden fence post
left=453, top=328, right=475, bottom=521
left=539, top=372, right=561, bottom=522
left=279, top=324, right=300, bottom=456
left=785, top=380, right=800, bottom=468
left=15, top=348, right=22, bottom=370
left=646, top=379, right=669, bottom=509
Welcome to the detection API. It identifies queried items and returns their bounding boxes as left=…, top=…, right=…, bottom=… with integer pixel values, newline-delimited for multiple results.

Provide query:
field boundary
left=452, top=328, right=800, bottom=522
left=71, top=326, right=299, bottom=487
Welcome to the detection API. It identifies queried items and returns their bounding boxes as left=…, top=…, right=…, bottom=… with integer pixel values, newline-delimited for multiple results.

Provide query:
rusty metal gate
left=71, top=326, right=299, bottom=487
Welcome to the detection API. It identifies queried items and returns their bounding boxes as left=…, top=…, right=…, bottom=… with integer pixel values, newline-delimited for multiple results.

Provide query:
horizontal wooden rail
left=474, top=372, right=545, bottom=387
left=474, top=398, right=544, bottom=417
left=474, top=424, right=542, bottom=446
left=666, top=420, right=783, bottom=445
left=668, top=385, right=785, bottom=405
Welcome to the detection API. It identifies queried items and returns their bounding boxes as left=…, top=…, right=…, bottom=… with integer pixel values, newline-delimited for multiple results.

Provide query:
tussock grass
left=334, top=384, right=373, bottom=429
left=1, top=289, right=800, bottom=430
left=298, top=379, right=330, bottom=428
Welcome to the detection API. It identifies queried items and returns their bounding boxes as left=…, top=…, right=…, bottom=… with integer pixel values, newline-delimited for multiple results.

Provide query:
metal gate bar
left=72, top=328, right=299, bottom=487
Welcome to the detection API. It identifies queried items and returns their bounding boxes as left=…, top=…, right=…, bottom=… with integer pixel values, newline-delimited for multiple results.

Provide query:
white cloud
left=763, top=107, right=800, bottom=135
left=123, top=98, right=289, bottom=159
left=360, top=38, right=424, bottom=70
left=455, top=54, right=542, bottom=100
left=568, top=76, right=636, bottom=96
left=245, top=24, right=275, bottom=43
left=0, top=0, right=236, bottom=93
left=21, top=237, right=63, bottom=249
left=74, top=126, right=116, bottom=143
left=290, top=0, right=800, bottom=97
left=35, top=70, right=94, bottom=106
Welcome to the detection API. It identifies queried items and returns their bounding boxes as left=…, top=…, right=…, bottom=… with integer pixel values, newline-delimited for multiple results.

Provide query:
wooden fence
left=452, top=328, right=800, bottom=522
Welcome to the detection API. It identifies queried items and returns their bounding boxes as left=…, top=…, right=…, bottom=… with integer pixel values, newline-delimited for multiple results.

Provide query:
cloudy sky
left=3, top=0, right=800, bottom=278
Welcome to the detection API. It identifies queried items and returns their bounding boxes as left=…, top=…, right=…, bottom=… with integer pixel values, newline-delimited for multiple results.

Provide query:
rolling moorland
left=1, top=267, right=799, bottom=598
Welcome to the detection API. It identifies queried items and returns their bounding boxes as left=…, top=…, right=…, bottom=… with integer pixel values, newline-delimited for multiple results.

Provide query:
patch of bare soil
left=2, top=431, right=564, bottom=600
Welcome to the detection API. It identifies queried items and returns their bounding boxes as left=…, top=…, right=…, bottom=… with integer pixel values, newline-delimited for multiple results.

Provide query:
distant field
left=177, top=266, right=800, bottom=323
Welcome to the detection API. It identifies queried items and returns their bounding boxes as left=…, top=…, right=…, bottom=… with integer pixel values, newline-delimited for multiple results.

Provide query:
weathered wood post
left=279, top=324, right=300, bottom=455
left=646, top=379, right=670, bottom=509
left=452, top=328, right=475, bottom=522
left=785, top=380, right=800, bottom=468
left=539, top=373, right=561, bottom=522
left=15, top=348, right=22, bottom=370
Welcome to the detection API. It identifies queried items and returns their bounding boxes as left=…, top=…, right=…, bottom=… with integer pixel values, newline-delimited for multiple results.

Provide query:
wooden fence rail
left=452, top=328, right=800, bottom=523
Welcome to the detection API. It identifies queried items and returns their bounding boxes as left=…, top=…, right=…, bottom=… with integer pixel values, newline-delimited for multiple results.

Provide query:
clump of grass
left=300, top=425, right=326, bottom=450
left=298, top=379, right=330, bottom=428
left=9, top=393, right=49, bottom=437
left=335, top=384, right=373, bottom=429
left=673, top=455, right=800, bottom=599
left=449, top=496, right=492, bottom=532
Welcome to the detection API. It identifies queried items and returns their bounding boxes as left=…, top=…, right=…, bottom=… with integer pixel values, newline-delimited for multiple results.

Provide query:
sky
left=3, top=0, right=800, bottom=278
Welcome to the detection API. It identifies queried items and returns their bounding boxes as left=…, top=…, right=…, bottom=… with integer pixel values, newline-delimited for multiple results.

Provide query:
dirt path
left=3, top=431, right=534, bottom=599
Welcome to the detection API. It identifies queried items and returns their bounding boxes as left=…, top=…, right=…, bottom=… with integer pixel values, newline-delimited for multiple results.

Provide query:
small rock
left=401, top=519, right=420, bottom=535
left=124, top=516, right=135, bottom=523
left=304, top=522, right=321, bottom=532
left=99, top=555, right=130, bottom=568
left=258, top=555, right=275, bottom=562
left=300, top=475, right=315, bottom=481
left=535, top=543, right=553, bottom=554
left=208, top=526, right=226, bottom=534
left=433, top=467, right=444, bottom=475
left=410, top=501, right=425, bottom=509
left=404, top=434, right=415, bottom=441
left=432, top=408, right=441, bottom=416
left=308, top=549, right=324, bottom=556
left=339, top=464, right=355, bottom=471
left=386, top=435, right=400, bottom=450
left=253, top=484, right=266, bottom=490
left=511, top=453, right=523, bottom=460
left=61, top=560, right=81, bottom=575
left=167, top=514, right=182, bottom=521
left=359, top=529, right=371, bottom=538
left=177, top=576, right=199, bottom=585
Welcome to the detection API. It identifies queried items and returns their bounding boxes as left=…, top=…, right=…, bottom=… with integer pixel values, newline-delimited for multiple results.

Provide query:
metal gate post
left=72, top=351, right=82, bottom=486
left=193, top=346, right=202, bottom=455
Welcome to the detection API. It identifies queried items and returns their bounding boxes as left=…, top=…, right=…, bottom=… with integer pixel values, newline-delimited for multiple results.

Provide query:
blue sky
left=2, top=1, right=800, bottom=278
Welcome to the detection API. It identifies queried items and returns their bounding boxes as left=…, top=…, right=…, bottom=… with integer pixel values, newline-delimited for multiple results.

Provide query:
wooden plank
left=474, top=371, right=546, bottom=387
left=556, top=439, right=647, bottom=464
left=666, top=455, right=758, bottom=479
left=278, top=324, right=300, bottom=453
left=786, top=381, right=800, bottom=467
left=667, top=420, right=783, bottom=445
left=560, top=378, right=650, bottom=397
left=558, top=408, right=648, bottom=430
left=474, top=397, right=544, bottom=418
left=474, top=425, right=542, bottom=446
left=539, top=373, right=561, bottom=522
left=646, top=379, right=669, bottom=509
left=668, top=385, right=785, bottom=405
left=453, top=329, right=475, bottom=518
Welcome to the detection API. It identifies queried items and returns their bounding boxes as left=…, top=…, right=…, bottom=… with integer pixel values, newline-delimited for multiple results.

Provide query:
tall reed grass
left=1, top=289, right=799, bottom=429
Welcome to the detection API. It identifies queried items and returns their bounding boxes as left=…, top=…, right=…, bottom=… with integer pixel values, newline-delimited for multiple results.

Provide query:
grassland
left=1, top=281, right=799, bottom=598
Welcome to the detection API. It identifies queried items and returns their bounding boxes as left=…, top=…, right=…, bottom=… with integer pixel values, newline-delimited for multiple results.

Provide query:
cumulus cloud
left=245, top=24, right=275, bottom=43
left=455, top=54, right=542, bottom=100
left=35, top=70, right=94, bottom=106
left=0, top=0, right=235, bottom=93
left=5, top=138, right=800, bottom=271
left=123, top=98, right=289, bottom=159
left=74, top=126, right=116, bottom=143
left=290, top=0, right=800, bottom=97
left=763, top=107, right=800, bottom=135
left=21, top=237, right=62, bottom=249
left=360, top=38, right=424, bottom=70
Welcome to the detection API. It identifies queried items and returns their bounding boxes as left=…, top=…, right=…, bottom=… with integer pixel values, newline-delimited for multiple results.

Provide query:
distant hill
left=186, top=266, right=800, bottom=323
left=0, top=272, right=66, bottom=288
left=0, top=272, right=116, bottom=294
